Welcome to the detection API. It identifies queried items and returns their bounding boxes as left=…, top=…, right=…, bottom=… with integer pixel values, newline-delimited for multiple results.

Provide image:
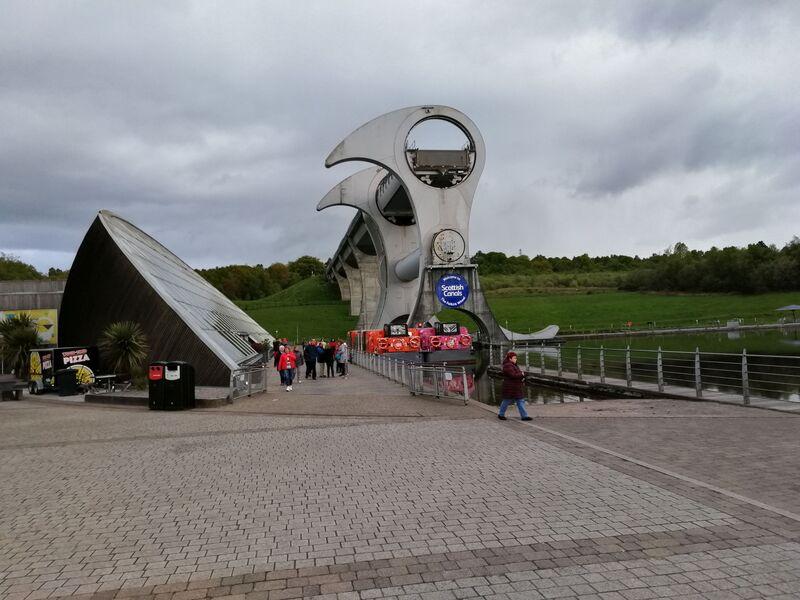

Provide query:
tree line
left=4, top=240, right=800, bottom=297
left=196, top=256, right=324, bottom=300
left=0, top=252, right=324, bottom=301
left=474, top=239, right=800, bottom=293
left=621, top=240, right=800, bottom=293
left=0, top=253, right=68, bottom=280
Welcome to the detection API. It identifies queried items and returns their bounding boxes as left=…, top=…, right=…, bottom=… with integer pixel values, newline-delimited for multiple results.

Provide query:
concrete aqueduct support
left=331, top=260, right=350, bottom=302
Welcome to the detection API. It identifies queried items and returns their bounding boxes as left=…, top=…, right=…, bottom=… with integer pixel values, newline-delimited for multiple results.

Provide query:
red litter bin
left=148, top=362, right=167, bottom=410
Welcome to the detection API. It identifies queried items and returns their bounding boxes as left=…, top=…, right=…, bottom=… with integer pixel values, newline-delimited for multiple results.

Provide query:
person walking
left=304, top=339, right=317, bottom=380
left=274, top=343, right=285, bottom=385
left=498, top=351, right=532, bottom=421
left=278, top=345, right=297, bottom=391
left=337, top=341, right=349, bottom=378
left=317, top=341, right=327, bottom=376
left=294, top=344, right=304, bottom=384
left=324, top=339, right=336, bottom=378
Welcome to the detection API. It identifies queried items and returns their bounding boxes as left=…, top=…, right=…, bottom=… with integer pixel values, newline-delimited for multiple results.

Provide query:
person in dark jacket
left=303, top=340, right=318, bottom=380
left=498, top=351, right=532, bottom=421
left=324, top=340, right=336, bottom=378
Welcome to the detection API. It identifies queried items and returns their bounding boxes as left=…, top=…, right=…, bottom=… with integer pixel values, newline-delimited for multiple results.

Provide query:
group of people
left=271, top=338, right=350, bottom=392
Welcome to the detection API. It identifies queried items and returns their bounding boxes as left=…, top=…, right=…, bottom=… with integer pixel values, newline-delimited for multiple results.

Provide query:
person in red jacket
left=498, top=351, right=532, bottom=421
left=278, top=345, right=298, bottom=391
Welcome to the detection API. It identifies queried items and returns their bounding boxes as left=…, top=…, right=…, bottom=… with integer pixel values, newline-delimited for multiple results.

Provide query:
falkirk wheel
left=319, top=105, right=558, bottom=343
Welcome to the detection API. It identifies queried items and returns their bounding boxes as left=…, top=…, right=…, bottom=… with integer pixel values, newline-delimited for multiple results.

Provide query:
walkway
left=1, top=365, right=800, bottom=600
left=514, top=366, right=800, bottom=414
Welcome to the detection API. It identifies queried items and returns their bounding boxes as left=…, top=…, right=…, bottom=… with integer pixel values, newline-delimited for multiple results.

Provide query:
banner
left=0, top=309, right=58, bottom=345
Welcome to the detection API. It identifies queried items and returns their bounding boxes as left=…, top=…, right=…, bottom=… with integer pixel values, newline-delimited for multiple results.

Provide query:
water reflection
left=466, top=349, right=590, bottom=406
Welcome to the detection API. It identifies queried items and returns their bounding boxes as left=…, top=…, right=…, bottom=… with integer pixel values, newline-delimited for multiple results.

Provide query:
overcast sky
left=2, top=1, right=799, bottom=272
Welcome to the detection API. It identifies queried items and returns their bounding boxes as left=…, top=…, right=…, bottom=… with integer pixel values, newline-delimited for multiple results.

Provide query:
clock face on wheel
left=432, top=229, right=466, bottom=263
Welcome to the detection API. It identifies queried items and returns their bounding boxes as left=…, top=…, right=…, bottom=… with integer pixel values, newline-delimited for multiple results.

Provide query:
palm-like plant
left=0, top=314, right=40, bottom=378
left=99, top=321, right=150, bottom=379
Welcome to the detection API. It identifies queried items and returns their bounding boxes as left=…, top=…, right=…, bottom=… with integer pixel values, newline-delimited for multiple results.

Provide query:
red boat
left=348, top=322, right=473, bottom=363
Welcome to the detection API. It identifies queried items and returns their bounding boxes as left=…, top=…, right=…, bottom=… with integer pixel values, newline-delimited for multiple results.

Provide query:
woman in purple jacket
left=498, top=351, right=532, bottom=421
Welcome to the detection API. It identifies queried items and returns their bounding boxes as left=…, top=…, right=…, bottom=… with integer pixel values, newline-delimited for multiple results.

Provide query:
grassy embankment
left=237, top=277, right=357, bottom=341
left=240, top=275, right=800, bottom=340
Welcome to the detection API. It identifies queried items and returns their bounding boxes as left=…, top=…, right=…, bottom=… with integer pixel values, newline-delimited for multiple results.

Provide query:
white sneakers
left=286, top=385, right=293, bottom=391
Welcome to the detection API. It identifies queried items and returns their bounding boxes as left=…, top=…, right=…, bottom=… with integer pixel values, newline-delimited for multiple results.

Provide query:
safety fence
left=351, top=350, right=470, bottom=405
left=229, top=365, right=268, bottom=401
left=487, top=343, right=800, bottom=405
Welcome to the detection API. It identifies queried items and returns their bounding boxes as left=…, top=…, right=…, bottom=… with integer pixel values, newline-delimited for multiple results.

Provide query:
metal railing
left=351, top=349, right=470, bottom=405
left=229, top=365, right=268, bottom=401
left=486, top=343, right=800, bottom=405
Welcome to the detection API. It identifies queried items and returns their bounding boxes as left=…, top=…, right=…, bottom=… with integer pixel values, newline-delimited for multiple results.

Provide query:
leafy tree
left=0, top=253, right=43, bottom=280
left=267, top=262, right=294, bottom=288
left=288, top=256, right=325, bottom=279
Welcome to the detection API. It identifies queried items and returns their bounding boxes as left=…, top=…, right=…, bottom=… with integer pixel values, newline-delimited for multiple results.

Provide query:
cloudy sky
left=2, top=1, right=799, bottom=272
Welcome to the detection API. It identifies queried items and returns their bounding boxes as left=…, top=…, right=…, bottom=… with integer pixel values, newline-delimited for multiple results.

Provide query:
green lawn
left=239, top=278, right=800, bottom=340
left=486, top=290, right=800, bottom=334
left=237, top=277, right=357, bottom=341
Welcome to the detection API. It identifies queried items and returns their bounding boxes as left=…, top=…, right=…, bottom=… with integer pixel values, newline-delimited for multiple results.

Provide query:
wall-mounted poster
left=0, top=309, right=58, bottom=345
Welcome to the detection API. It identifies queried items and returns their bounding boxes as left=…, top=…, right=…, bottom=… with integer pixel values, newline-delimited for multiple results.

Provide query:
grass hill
left=236, top=277, right=357, bottom=341
left=240, top=276, right=800, bottom=341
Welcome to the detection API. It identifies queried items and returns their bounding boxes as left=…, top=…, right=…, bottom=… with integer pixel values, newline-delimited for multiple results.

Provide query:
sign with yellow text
left=0, top=309, right=58, bottom=345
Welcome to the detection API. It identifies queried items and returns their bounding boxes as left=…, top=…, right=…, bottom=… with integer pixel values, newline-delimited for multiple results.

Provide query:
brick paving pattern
left=2, top=371, right=799, bottom=600
left=524, top=399, right=800, bottom=514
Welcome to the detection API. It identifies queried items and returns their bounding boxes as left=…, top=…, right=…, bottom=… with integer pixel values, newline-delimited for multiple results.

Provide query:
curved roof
left=97, top=210, right=273, bottom=370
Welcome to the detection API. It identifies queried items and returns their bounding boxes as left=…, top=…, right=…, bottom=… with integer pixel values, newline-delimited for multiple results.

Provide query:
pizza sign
left=62, top=349, right=91, bottom=365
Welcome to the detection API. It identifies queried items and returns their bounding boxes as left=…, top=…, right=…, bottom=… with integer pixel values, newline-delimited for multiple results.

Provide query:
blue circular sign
left=436, top=274, right=470, bottom=308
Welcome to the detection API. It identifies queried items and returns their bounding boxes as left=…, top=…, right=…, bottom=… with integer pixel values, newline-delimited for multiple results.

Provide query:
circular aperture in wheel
left=405, top=117, right=475, bottom=189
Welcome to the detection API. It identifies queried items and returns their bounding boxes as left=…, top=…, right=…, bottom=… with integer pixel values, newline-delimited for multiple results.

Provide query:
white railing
left=229, top=365, right=268, bottom=401
left=351, top=349, right=470, bottom=405
left=486, top=343, right=800, bottom=405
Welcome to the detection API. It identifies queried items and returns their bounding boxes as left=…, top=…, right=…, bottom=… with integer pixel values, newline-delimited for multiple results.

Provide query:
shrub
left=0, top=314, right=40, bottom=378
left=99, top=321, right=150, bottom=380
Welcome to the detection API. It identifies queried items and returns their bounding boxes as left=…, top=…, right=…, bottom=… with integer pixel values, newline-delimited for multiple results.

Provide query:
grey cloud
left=1, top=1, right=799, bottom=272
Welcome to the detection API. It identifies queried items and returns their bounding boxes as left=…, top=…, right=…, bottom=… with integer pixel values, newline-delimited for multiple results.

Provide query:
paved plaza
left=2, top=367, right=800, bottom=600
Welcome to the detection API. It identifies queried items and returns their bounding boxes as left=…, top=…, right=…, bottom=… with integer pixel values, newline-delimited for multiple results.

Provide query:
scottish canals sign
left=436, top=274, right=470, bottom=308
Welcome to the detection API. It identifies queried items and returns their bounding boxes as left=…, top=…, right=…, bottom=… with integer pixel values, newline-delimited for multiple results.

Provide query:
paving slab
left=2, top=367, right=799, bottom=600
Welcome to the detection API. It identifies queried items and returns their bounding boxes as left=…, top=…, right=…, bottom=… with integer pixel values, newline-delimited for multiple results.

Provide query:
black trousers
left=305, top=360, right=316, bottom=379
left=326, top=360, right=334, bottom=377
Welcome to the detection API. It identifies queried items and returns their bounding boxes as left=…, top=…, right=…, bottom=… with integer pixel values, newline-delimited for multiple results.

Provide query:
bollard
left=625, top=346, right=632, bottom=388
left=557, top=345, right=562, bottom=377
left=657, top=346, right=664, bottom=392
left=742, top=350, right=750, bottom=405
left=525, top=350, right=529, bottom=370
left=577, top=346, right=582, bottom=380
left=599, top=346, right=605, bottom=384
left=694, top=347, right=702, bottom=398
left=461, top=367, right=469, bottom=404
left=540, top=346, right=546, bottom=375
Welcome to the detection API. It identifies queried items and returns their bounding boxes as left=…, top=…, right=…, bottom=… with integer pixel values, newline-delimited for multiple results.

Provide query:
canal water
left=469, top=326, right=800, bottom=405
left=465, top=349, right=589, bottom=406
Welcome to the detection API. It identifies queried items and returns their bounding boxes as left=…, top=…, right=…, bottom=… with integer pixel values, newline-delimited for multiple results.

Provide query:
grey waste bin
left=163, top=362, right=195, bottom=410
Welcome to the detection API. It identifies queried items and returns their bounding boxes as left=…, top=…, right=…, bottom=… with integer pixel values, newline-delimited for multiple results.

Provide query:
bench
left=0, top=375, right=26, bottom=401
